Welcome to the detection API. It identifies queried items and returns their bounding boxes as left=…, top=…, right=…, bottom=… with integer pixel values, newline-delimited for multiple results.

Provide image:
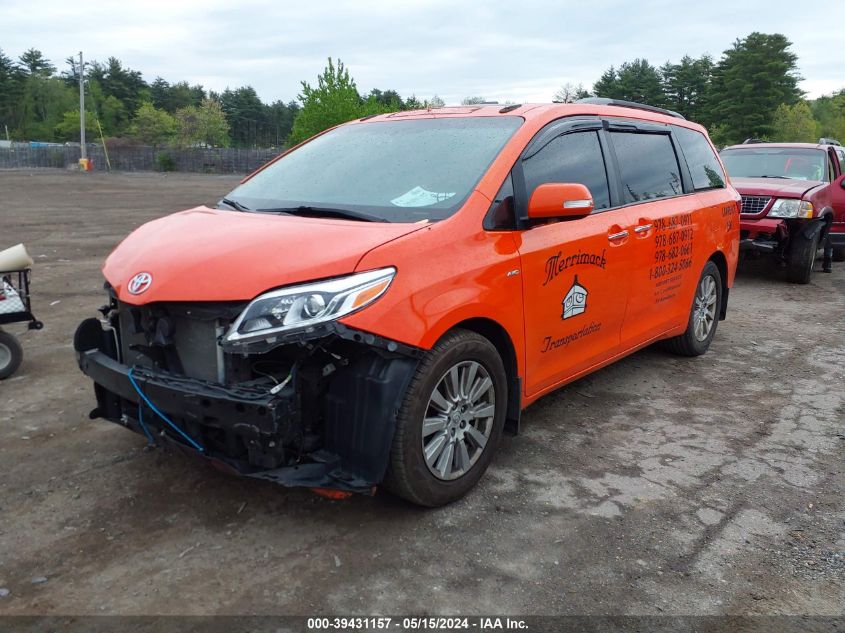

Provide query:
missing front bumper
left=74, top=317, right=420, bottom=494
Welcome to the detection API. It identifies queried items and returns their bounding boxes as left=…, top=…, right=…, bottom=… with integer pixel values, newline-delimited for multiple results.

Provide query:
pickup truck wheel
left=833, top=247, right=845, bottom=263
left=0, top=330, right=23, bottom=380
left=384, top=329, right=506, bottom=507
left=664, top=261, right=722, bottom=357
left=786, top=230, right=820, bottom=284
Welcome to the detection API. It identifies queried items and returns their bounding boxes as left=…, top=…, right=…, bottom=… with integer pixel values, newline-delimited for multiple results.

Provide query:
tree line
left=563, top=32, right=845, bottom=146
left=1, top=32, right=843, bottom=152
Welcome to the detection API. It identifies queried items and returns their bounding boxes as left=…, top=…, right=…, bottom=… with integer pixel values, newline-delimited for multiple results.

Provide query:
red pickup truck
left=720, top=140, right=845, bottom=283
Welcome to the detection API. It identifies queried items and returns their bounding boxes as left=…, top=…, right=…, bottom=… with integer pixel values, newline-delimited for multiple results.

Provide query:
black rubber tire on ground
left=383, top=328, right=507, bottom=507
left=786, top=230, right=820, bottom=284
left=0, top=329, right=23, bottom=380
left=833, top=247, right=845, bottom=263
left=664, top=261, right=723, bottom=357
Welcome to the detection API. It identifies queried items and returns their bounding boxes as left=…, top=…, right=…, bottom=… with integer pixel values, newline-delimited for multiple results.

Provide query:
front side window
left=521, top=131, right=611, bottom=211
left=720, top=147, right=828, bottom=182
left=609, top=132, right=683, bottom=204
left=836, top=149, right=845, bottom=173
left=674, top=126, right=726, bottom=190
left=225, top=117, right=522, bottom=223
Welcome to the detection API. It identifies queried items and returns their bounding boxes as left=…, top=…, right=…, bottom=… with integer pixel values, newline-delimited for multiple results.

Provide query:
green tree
left=18, top=48, right=56, bottom=77
left=130, top=102, right=176, bottom=146
left=593, top=67, right=619, bottom=99
left=368, top=89, right=404, bottom=110
left=708, top=33, right=802, bottom=144
left=17, top=75, right=76, bottom=140
left=219, top=86, right=268, bottom=147
left=150, top=77, right=205, bottom=113
left=461, top=96, right=487, bottom=105
left=87, top=57, right=149, bottom=123
left=660, top=55, right=713, bottom=122
left=810, top=90, right=845, bottom=141
left=615, top=59, right=666, bottom=106
left=288, top=58, right=391, bottom=145
left=769, top=101, right=817, bottom=142
left=175, top=98, right=229, bottom=147
left=54, top=109, right=97, bottom=141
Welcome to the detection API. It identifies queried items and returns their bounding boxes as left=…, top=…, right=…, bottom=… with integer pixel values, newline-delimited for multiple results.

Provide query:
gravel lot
left=0, top=170, right=843, bottom=617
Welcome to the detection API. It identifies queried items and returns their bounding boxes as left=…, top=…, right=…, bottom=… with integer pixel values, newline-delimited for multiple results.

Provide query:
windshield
left=720, top=147, right=828, bottom=182
left=223, top=116, right=523, bottom=223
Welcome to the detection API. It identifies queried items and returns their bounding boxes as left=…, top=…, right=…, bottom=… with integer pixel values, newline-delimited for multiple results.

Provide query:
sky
left=3, top=0, right=844, bottom=105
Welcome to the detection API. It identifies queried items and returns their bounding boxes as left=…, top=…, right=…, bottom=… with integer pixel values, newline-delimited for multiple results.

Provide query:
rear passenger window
left=522, top=131, right=611, bottom=211
left=674, top=126, right=726, bottom=190
left=609, top=132, right=682, bottom=203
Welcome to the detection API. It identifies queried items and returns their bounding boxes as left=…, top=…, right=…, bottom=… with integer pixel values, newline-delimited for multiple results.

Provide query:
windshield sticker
left=391, top=186, right=456, bottom=208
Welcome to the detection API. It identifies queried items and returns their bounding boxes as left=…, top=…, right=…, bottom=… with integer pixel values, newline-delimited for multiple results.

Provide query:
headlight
left=768, top=199, right=813, bottom=219
left=225, top=267, right=395, bottom=343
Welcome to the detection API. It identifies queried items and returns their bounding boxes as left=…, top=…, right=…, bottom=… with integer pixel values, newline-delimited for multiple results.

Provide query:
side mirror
left=527, top=183, right=594, bottom=220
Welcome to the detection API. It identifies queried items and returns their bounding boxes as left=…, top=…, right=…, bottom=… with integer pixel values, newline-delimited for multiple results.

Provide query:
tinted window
left=485, top=174, right=515, bottom=230
left=674, top=126, right=725, bottom=190
left=522, top=131, right=610, bottom=211
left=836, top=149, right=845, bottom=173
left=610, top=132, right=683, bottom=203
left=225, top=117, right=522, bottom=223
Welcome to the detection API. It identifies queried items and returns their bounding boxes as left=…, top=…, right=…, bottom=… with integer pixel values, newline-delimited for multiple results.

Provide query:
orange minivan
left=74, top=99, right=740, bottom=506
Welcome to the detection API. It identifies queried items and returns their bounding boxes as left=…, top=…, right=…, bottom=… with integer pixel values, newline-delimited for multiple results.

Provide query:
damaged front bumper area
left=73, top=297, right=421, bottom=494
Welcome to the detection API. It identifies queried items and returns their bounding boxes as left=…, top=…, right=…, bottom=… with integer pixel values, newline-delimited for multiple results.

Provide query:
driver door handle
left=608, top=230, right=629, bottom=241
left=634, top=224, right=653, bottom=234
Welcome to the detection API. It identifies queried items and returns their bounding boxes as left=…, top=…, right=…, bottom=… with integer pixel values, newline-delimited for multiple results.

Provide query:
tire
left=0, top=329, right=23, bottom=379
left=384, top=328, right=507, bottom=507
left=833, top=247, right=845, bottom=263
left=664, top=261, right=722, bottom=357
left=786, top=230, right=820, bottom=284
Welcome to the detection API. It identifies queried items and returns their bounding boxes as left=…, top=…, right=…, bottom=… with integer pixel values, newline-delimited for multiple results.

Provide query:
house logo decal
left=561, top=275, right=588, bottom=320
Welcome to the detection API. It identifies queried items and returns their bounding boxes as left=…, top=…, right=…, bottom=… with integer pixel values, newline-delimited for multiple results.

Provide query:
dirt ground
left=0, top=170, right=842, bottom=617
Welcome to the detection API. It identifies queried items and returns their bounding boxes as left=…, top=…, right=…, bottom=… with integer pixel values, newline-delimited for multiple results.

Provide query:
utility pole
left=78, top=51, right=86, bottom=162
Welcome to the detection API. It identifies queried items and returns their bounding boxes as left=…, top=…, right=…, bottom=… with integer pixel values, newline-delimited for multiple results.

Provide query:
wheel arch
left=707, top=250, right=730, bottom=320
left=448, top=317, right=522, bottom=435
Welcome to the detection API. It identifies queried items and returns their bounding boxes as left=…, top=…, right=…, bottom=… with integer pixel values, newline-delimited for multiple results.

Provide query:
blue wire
left=136, top=404, right=155, bottom=446
left=127, top=366, right=204, bottom=453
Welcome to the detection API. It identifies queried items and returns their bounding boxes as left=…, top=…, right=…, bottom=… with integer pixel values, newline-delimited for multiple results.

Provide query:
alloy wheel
left=421, top=360, right=496, bottom=481
left=693, top=274, right=718, bottom=342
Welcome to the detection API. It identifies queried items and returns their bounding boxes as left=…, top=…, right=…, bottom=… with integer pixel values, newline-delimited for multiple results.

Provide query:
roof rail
left=742, top=138, right=766, bottom=144
left=575, top=97, right=685, bottom=120
left=819, top=137, right=841, bottom=146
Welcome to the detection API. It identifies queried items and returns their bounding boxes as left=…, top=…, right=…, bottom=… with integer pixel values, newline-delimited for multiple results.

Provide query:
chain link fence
left=0, top=143, right=281, bottom=174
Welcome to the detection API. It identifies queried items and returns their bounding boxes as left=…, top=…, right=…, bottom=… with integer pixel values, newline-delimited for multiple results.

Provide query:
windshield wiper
left=219, top=197, right=251, bottom=212
left=757, top=175, right=794, bottom=179
left=256, top=206, right=387, bottom=223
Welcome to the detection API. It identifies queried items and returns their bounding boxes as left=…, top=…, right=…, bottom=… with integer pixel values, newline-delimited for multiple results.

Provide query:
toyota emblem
left=128, top=272, right=153, bottom=295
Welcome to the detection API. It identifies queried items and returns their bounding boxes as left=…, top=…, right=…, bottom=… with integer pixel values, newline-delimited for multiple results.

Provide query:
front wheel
left=384, top=329, right=507, bottom=507
left=786, top=230, right=820, bottom=284
left=0, top=329, right=23, bottom=379
left=664, top=261, right=722, bottom=357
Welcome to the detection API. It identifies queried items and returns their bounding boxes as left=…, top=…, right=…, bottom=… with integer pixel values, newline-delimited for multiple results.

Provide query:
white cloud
left=2, top=0, right=843, bottom=107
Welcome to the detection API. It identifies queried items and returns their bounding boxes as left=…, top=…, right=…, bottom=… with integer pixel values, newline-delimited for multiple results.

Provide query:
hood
left=104, top=207, right=425, bottom=304
left=730, top=177, right=823, bottom=199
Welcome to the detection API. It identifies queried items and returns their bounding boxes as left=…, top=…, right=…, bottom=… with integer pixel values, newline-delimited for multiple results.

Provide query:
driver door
left=516, top=127, right=633, bottom=397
